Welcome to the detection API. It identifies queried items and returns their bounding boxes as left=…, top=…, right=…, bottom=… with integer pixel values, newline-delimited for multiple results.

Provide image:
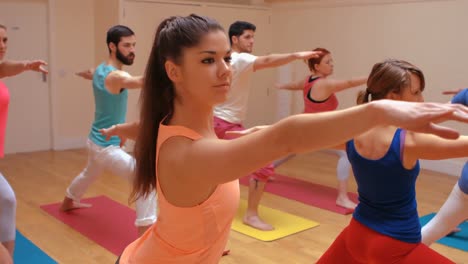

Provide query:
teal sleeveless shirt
left=88, top=63, right=128, bottom=147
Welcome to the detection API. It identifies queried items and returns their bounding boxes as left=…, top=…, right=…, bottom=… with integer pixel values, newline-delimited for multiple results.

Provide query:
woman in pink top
left=277, top=48, right=367, bottom=210
left=102, top=15, right=468, bottom=264
left=0, top=24, right=47, bottom=263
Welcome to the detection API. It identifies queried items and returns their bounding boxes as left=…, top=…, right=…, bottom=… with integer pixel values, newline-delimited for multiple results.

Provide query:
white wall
left=271, top=0, right=468, bottom=175
left=5, top=0, right=466, bottom=175
left=0, top=0, right=52, bottom=154
left=94, top=0, right=122, bottom=65
left=122, top=0, right=275, bottom=127
left=49, top=0, right=273, bottom=150
left=48, top=0, right=95, bottom=149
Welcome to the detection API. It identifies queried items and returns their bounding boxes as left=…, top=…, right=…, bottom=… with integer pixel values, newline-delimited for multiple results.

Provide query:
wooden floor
left=0, top=149, right=466, bottom=263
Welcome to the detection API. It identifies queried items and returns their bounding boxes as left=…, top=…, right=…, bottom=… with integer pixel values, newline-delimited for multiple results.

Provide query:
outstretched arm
left=226, top=125, right=347, bottom=151
left=277, top=78, right=306, bottom=91
left=105, top=70, right=143, bottom=94
left=76, top=68, right=95, bottom=80
left=402, top=87, right=468, bottom=163
left=0, top=59, right=48, bottom=78
left=100, top=122, right=140, bottom=147
left=310, top=77, right=367, bottom=101
left=224, top=125, right=271, bottom=138
left=253, top=50, right=321, bottom=72
left=404, top=132, right=468, bottom=165
left=169, top=101, right=468, bottom=187
left=442, top=88, right=464, bottom=95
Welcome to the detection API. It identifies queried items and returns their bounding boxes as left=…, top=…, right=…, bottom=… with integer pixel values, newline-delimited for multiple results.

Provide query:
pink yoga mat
left=240, top=174, right=358, bottom=215
left=40, top=196, right=138, bottom=255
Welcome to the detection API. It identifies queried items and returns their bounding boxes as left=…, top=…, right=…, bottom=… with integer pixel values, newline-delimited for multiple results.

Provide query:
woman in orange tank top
left=102, top=15, right=468, bottom=264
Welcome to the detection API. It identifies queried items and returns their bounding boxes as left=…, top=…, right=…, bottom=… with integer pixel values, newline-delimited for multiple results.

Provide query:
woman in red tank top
left=277, top=48, right=367, bottom=210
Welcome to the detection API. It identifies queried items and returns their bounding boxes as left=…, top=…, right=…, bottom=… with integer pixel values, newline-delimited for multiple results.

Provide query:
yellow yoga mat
left=231, top=200, right=320, bottom=242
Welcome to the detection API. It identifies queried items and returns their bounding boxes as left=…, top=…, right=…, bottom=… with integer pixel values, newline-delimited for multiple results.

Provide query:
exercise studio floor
left=1, top=149, right=466, bottom=263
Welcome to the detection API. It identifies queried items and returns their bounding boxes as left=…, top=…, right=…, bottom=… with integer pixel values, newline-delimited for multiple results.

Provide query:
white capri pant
left=0, top=173, right=16, bottom=242
left=66, top=139, right=157, bottom=227
left=330, top=150, right=351, bottom=181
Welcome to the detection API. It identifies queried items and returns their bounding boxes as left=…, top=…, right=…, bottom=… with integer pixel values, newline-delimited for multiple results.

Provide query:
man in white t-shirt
left=214, top=21, right=320, bottom=230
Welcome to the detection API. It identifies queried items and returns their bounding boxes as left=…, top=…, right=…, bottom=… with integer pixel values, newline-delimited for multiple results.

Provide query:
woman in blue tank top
left=318, top=59, right=468, bottom=264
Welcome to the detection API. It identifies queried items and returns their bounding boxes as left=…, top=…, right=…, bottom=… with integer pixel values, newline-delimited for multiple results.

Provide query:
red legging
left=213, top=116, right=274, bottom=182
left=317, top=218, right=455, bottom=264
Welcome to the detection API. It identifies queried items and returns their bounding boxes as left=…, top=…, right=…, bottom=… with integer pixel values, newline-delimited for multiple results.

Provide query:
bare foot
left=60, top=197, right=92, bottom=211
left=243, top=215, right=274, bottom=231
left=336, top=196, right=357, bottom=210
left=222, top=249, right=230, bottom=256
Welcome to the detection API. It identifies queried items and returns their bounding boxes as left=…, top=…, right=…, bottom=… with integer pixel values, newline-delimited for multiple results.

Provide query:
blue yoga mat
left=420, top=213, right=468, bottom=252
left=13, top=230, right=57, bottom=264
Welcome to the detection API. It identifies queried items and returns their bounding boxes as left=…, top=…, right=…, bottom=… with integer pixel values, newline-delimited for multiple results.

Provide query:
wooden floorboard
left=0, top=150, right=466, bottom=263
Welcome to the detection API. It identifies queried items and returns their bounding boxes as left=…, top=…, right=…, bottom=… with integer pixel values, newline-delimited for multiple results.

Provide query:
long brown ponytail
left=131, top=14, right=224, bottom=202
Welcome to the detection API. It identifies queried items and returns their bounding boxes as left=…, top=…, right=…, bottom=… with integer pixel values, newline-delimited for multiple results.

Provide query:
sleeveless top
left=347, top=129, right=421, bottom=243
left=303, top=76, right=338, bottom=113
left=0, top=80, right=10, bottom=157
left=88, top=63, right=128, bottom=147
left=120, top=124, right=240, bottom=263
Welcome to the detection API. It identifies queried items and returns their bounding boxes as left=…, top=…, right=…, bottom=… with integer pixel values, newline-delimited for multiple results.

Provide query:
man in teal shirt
left=61, top=25, right=156, bottom=235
